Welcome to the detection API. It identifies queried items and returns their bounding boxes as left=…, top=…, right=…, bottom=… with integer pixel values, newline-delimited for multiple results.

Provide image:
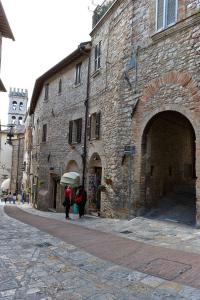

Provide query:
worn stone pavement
left=1, top=203, right=200, bottom=299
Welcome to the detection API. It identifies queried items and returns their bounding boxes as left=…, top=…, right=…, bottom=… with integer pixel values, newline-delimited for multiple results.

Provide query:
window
left=44, top=83, right=49, bottom=100
left=58, top=78, right=62, bottom=94
left=75, top=63, right=82, bottom=85
left=18, top=117, right=23, bottom=125
left=11, top=116, right=16, bottom=124
left=12, top=101, right=17, bottom=110
left=89, top=112, right=101, bottom=140
left=42, top=124, right=47, bottom=142
left=19, top=102, right=23, bottom=111
left=94, top=41, right=101, bottom=71
left=68, top=118, right=82, bottom=144
left=156, top=0, right=177, bottom=31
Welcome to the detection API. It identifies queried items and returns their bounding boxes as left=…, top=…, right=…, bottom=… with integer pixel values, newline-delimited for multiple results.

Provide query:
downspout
left=16, top=136, right=20, bottom=192
left=80, top=48, right=91, bottom=189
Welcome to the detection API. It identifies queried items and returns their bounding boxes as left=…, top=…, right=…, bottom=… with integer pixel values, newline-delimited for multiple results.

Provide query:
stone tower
left=8, top=87, right=28, bottom=128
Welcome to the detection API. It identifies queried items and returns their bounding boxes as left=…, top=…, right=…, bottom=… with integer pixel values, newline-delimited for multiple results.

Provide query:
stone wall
left=89, top=0, right=200, bottom=220
left=32, top=53, right=89, bottom=211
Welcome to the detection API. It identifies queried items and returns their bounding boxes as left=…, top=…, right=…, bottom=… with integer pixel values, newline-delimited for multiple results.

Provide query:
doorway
left=141, top=111, right=196, bottom=225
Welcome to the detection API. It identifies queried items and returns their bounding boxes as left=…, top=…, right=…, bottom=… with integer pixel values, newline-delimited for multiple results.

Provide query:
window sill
left=91, top=68, right=101, bottom=78
left=151, top=14, right=200, bottom=43
left=44, top=98, right=49, bottom=102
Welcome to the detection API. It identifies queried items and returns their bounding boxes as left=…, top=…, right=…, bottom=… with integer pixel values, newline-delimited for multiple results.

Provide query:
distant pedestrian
left=13, top=193, right=16, bottom=204
left=75, top=186, right=87, bottom=218
left=4, top=195, right=8, bottom=204
left=17, top=193, right=22, bottom=204
left=8, top=192, right=12, bottom=203
left=63, top=185, right=73, bottom=219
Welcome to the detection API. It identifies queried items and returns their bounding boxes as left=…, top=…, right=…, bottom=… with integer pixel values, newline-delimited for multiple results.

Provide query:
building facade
left=30, top=43, right=91, bottom=211
left=88, top=0, right=200, bottom=224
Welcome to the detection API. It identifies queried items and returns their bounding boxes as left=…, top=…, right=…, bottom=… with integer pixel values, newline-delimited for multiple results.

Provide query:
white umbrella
left=1, top=178, right=10, bottom=191
left=60, top=172, right=80, bottom=187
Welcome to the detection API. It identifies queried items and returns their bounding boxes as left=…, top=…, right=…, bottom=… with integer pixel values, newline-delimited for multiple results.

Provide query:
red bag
left=76, top=195, right=82, bottom=204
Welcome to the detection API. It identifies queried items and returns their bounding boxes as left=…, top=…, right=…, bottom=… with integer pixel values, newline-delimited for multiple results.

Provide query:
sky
left=0, top=0, right=102, bottom=125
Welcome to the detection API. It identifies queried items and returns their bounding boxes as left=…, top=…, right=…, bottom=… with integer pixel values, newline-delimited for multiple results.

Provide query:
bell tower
left=8, top=87, right=28, bottom=128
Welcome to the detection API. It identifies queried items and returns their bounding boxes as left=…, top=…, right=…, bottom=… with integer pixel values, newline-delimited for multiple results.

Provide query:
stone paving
left=1, top=202, right=200, bottom=299
left=16, top=202, right=200, bottom=255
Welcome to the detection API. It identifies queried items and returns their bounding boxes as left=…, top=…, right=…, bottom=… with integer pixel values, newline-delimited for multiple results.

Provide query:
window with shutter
left=157, top=0, right=164, bottom=31
left=42, top=124, right=47, bottom=142
left=77, top=118, right=82, bottom=143
left=95, top=112, right=101, bottom=139
left=94, top=41, right=101, bottom=71
left=156, top=0, right=177, bottom=31
left=68, top=121, right=73, bottom=144
left=88, top=115, right=92, bottom=140
left=166, top=0, right=176, bottom=26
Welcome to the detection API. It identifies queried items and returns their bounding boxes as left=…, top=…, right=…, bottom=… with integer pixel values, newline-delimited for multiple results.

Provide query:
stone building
left=0, top=128, right=12, bottom=191
left=10, top=127, right=25, bottom=194
left=88, top=0, right=200, bottom=224
left=29, top=42, right=91, bottom=211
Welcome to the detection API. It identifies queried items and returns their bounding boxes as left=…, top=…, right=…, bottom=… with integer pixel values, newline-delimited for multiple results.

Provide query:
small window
left=89, top=112, right=101, bottom=140
left=75, top=63, right=82, bottom=85
left=42, top=124, right=47, bottom=142
left=156, top=0, right=177, bottom=31
left=58, top=78, right=62, bottom=94
left=94, top=41, right=101, bottom=71
left=12, top=101, right=17, bottom=110
left=44, top=83, right=49, bottom=100
left=68, top=118, right=82, bottom=144
left=19, top=102, right=23, bottom=111
left=11, top=116, right=16, bottom=124
left=18, top=117, right=23, bottom=125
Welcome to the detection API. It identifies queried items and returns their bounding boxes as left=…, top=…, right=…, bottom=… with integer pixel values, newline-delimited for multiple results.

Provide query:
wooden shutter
left=157, top=0, right=164, bottom=31
left=68, top=121, right=73, bottom=144
left=88, top=115, right=91, bottom=140
left=77, top=118, right=82, bottom=143
left=95, top=112, right=101, bottom=139
left=166, top=0, right=176, bottom=26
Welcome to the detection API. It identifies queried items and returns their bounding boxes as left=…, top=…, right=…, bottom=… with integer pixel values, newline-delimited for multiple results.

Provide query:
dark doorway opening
left=141, top=111, right=196, bottom=225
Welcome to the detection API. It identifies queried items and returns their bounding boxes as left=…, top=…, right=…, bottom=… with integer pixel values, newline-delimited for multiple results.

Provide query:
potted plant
left=104, top=174, right=112, bottom=185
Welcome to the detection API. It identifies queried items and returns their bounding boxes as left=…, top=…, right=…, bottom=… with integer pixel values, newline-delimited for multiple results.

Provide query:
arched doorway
left=88, top=153, right=102, bottom=215
left=141, top=111, right=196, bottom=224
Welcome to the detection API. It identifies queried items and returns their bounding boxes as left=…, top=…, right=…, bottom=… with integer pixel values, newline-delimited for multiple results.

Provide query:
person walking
left=64, top=185, right=73, bottom=219
left=75, top=186, right=87, bottom=218
left=13, top=192, right=16, bottom=204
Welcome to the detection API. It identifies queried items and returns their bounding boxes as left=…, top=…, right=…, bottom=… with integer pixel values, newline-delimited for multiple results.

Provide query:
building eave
left=29, top=42, right=91, bottom=115
left=0, top=78, right=6, bottom=92
left=0, top=1, right=15, bottom=41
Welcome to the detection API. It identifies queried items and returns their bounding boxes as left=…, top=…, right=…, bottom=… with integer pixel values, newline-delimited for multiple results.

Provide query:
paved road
left=1, top=205, right=200, bottom=299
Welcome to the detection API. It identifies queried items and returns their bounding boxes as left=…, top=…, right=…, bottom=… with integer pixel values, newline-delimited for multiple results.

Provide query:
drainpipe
left=79, top=45, right=91, bottom=189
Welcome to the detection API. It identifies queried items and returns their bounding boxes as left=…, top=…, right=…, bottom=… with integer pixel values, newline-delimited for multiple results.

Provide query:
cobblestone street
left=1, top=203, right=200, bottom=299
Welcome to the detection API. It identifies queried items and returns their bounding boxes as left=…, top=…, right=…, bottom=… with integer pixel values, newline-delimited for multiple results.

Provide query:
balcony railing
left=92, top=0, right=115, bottom=27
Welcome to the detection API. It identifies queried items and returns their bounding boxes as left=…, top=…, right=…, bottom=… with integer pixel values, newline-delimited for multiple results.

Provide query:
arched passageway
left=141, top=111, right=196, bottom=225
left=88, top=153, right=102, bottom=215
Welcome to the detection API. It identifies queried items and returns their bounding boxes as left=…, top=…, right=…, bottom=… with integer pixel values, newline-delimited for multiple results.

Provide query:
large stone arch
left=139, top=109, right=197, bottom=225
left=141, top=70, right=200, bottom=105
left=130, top=70, right=200, bottom=225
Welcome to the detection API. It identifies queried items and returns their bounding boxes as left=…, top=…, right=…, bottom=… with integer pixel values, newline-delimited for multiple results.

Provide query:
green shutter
left=68, top=121, right=73, bottom=144
left=77, top=118, right=82, bottom=143
left=95, top=112, right=101, bottom=139
left=157, top=0, right=164, bottom=30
